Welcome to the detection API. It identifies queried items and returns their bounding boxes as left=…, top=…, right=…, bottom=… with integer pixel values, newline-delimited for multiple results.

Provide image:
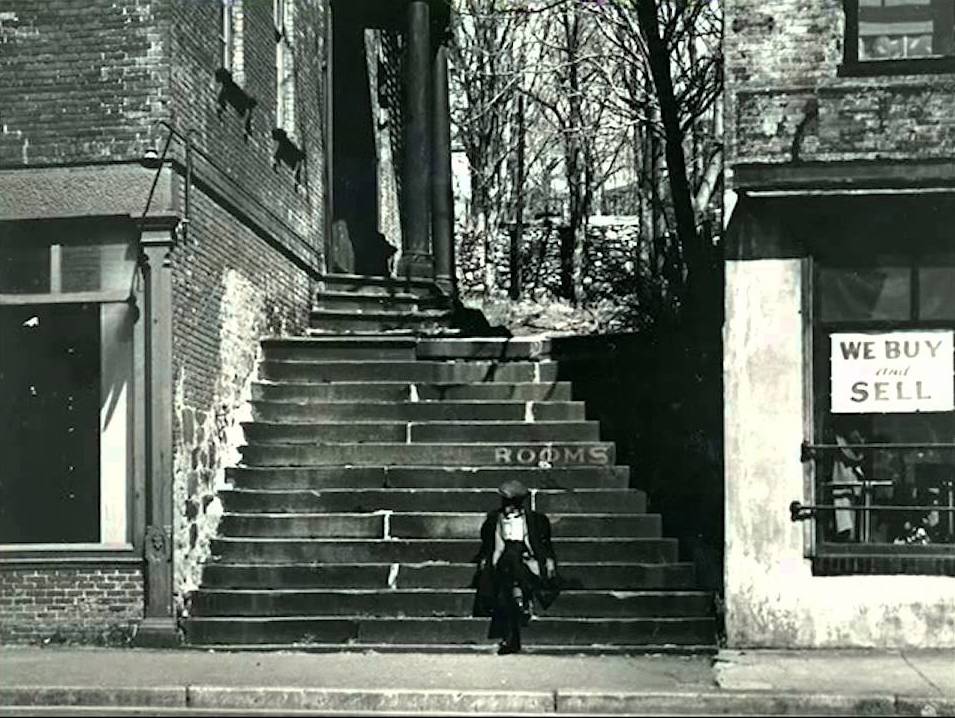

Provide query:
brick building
left=724, top=0, right=955, bottom=647
left=0, top=0, right=455, bottom=645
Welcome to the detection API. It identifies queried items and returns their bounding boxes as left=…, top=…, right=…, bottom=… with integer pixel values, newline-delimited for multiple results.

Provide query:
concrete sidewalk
left=0, top=647, right=952, bottom=715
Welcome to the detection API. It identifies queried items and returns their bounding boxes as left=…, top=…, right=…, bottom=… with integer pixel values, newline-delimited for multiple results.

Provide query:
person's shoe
left=497, top=641, right=521, bottom=655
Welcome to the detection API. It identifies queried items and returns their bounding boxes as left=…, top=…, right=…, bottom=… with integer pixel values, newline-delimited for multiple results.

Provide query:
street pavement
left=0, top=646, right=952, bottom=715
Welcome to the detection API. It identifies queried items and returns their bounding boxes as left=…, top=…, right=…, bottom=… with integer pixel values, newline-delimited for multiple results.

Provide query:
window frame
left=0, top=223, right=145, bottom=561
left=274, top=0, right=297, bottom=141
left=840, top=0, right=955, bottom=76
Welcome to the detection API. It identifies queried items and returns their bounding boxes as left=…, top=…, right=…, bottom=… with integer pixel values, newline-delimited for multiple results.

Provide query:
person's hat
left=498, top=479, right=529, bottom=500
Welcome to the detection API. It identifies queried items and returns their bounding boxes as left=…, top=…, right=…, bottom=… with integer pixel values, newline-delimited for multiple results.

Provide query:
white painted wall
left=723, top=258, right=955, bottom=648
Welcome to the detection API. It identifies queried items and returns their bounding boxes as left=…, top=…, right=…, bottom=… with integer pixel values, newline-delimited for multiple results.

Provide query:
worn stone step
left=416, top=338, right=552, bottom=361
left=261, top=337, right=417, bottom=362
left=184, top=615, right=713, bottom=647
left=259, top=360, right=560, bottom=384
left=386, top=512, right=662, bottom=539
left=239, top=442, right=615, bottom=467
left=251, top=400, right=586, bottom=423
left=225, top=465, right=631, bottom=490
left=314, top=291, right=421, bottom=313
left=219, top=488, right=645, bottom=514
left=241, top=421, right=601, bottom=445
left=309, top=310, right=452, bottom=333
left=199, top=561, right=698, bottom=591
left=209, top=537, right=679, bottom=564
left=190, top=589, right=711, bottom=618
left=318, top=274, right=444, bottom=299
left=218, top=512, right=661, bottom=539
left=252, top=382, right=573, bottom=402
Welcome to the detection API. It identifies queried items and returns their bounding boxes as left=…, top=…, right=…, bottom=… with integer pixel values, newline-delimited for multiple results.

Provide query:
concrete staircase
left=184, top=276, right=716, bottom=653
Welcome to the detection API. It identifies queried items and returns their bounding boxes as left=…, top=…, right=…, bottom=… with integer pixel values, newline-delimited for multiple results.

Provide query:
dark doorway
left=0, top=303, right=101, bottom=543
left=330, top=0, right=387, bottom=276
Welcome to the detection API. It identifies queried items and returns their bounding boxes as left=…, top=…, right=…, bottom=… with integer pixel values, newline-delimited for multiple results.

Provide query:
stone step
left=239, top=442, right=615, bottom=467
left=217, top=512, right=662, bottom=539
left=416, top=338, right=552, bottom=361
left=251, top=400, right=586, bottom=423
left=190, top=589, right=712, bottom=619
left=184, top=615, right=714, bottom=647
left=209, top=538, right=678, bottom=564
left=259, top=360, right=560, bottom=384
left=252, top=382, right=574, bottom=402
left=314, top=291, right=421, bottom=313
left=219, top=489, right=646, bottom=514
left=241, top=421, right=601, bottom=445
left=309, top=309, right=452, bottom=333
left=225, top=465, right=631, bottom=490
left=317, top=274, right=444, bottom=299
left=200, top=561, right=697, bottom=591
left=261, top=337, right=418, bottom=362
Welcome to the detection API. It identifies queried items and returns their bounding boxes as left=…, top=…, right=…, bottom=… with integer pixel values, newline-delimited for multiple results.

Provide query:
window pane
left=0, top=240, right=50, bottom=294
left=816, top=412, right=955, bottom=546
left=60, top=241, right=136, bottom=294
left=0, top=304, right=101, bottom=543
left=819, top=266, right=911, bottom=322
left=920, top=266, right=955, bottom=320
left=858, top=0, right=955, bottom=60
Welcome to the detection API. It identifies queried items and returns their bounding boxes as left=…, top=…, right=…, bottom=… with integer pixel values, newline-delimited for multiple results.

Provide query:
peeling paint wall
left=724, top=259, right=955, bottom=648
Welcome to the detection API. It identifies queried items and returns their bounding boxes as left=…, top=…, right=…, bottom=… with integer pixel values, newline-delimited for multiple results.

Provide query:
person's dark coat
left=471, top=508, right=561, bottom=622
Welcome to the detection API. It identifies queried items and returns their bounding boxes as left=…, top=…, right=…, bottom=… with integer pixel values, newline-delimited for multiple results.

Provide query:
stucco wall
left=724, top=258, right=955, bottom=648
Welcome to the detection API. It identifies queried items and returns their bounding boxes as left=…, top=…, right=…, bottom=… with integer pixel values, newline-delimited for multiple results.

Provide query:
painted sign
left=830, top=331, right=954, bottom=413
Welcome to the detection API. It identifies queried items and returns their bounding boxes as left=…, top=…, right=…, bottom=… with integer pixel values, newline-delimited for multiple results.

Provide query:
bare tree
left=591, top=0, right=723, bottom=318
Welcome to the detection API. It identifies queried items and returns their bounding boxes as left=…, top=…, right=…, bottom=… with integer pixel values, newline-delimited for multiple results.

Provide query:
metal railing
left=794, top=442, right=955, bottom=545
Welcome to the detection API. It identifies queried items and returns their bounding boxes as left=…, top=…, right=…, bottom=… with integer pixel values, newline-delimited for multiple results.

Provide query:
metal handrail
left=801, top=441, right=955, bottom=461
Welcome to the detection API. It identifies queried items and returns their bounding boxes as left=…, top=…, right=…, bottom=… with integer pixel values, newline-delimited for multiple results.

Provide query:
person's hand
left=545, top=558, right=556, bottom=576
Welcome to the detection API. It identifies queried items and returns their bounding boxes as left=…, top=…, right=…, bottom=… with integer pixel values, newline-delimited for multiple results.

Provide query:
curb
left=0, top=686, right=952, bottom=715
left=0, top=687, right=186, bottom=708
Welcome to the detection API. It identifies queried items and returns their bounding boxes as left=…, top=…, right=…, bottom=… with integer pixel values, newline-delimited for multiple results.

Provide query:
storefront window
left=814, top=254, right=955, bottom=549
left=0, top=223, right=136, bottom=547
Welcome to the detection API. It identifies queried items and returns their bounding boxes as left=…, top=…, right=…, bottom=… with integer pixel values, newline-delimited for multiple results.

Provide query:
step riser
left=185, top=617, right=713, bottom=646
left=251, top=402, right=586, bottom=423
left=317, top=276, right=441, bottom=298
left=309, top=316, right=449, bottom=332
left=225, top=466, right=631, bottom=490
left=239, top=443, right=616, bottom=468
left=190, top=592, right=711, bottom=618
left=260, top=362, right=560, bottom=384
left=314, top=296, right=420, bottom=313
left=200, top=563, right=697, bottom=591
left=264, top=346, right=417, bottom=361
left=210, top=539, right=678, bottom=564
left=252, top=383, right=574, bottom=402
left=217, top=514, right=662, bottom=539
left=242, top=422, right=601, bottom=445
left=220, top=489, right=645, bottom=514
left=416, top=340, right=552, bottom=361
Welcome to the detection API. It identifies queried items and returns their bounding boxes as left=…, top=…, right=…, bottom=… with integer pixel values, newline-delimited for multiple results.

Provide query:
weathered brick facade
left=0, top=0, right=326, bottom=643
left=726, top=0, right=955, bottom=169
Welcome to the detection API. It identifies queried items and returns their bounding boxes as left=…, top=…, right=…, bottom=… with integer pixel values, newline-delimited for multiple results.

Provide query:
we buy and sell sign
left=830, top=331, right=955, bottom=414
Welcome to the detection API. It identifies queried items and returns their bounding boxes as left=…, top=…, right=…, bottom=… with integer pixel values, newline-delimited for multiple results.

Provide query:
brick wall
left=725, top=0, right=955, bottom=170
left=165, top=0, right=325, bottom=610
left=0, top=0, right=328, bottom=636
left=0, top=1, right=168, bottom=166
left=172, top=184, right=311, bottom=604
left=0, top=567, right=143, bottom=645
